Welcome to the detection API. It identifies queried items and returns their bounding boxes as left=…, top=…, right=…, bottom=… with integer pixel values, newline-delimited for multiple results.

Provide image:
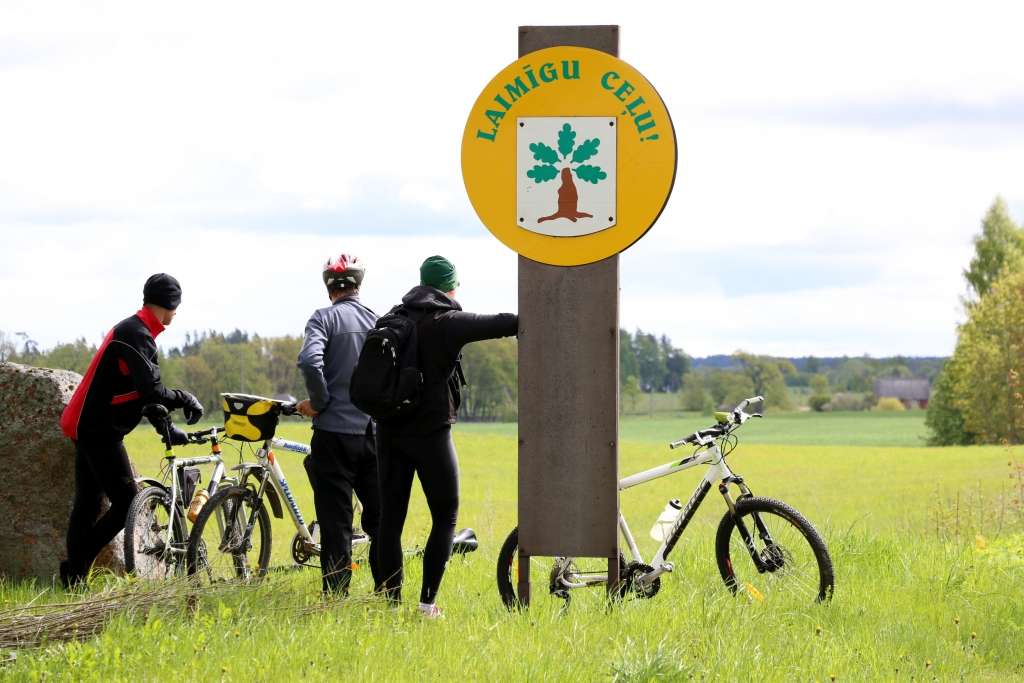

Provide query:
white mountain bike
left=496, top=397, right=834, bottom=609
left=184, top=397, right=333, bottom=583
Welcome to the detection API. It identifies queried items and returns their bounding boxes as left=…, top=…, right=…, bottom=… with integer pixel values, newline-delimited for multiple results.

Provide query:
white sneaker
left=417, top=602, right=443, bottom=619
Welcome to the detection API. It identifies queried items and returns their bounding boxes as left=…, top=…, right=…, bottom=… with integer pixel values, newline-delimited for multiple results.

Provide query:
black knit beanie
left=143, top=273, right=182, bottom=310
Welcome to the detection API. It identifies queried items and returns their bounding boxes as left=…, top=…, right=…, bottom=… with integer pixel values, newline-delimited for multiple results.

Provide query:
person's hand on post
left=296, top=399, right=319, bottom=418
left=176, top=390, right=205, bottom=425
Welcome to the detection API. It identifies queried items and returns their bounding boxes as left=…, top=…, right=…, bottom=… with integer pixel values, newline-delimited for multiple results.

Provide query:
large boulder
left=0, top=362, right=125, bottom=582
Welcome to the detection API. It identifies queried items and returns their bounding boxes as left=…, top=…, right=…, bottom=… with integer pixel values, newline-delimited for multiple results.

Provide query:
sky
left=1, top=0, right=1022, bottom=358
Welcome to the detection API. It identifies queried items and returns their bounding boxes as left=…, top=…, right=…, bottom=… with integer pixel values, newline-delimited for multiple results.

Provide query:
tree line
left=3, top=323, right=941, bottom=422
left=0, top=327, right=689, bottom=423
left=926, top=196, right=1024, bottom=445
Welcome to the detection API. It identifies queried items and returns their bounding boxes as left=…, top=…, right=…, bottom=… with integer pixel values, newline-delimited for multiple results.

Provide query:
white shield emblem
left=516, top=117, right=617, bottom=237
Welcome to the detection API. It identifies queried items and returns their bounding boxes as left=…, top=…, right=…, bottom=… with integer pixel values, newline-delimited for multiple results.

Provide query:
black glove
left=157, top=418, right=189, bottom=447
left=176, top=390, right=204, bottom=425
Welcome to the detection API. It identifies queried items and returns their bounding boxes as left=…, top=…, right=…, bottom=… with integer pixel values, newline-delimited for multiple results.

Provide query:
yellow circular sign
left=462, top=46, right=676, bottom=266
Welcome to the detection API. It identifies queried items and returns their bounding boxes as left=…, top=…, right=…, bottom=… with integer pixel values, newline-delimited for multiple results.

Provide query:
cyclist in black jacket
left=377, top=256, right=518, bottom=618
left=59, top=273, right=204, bottom=587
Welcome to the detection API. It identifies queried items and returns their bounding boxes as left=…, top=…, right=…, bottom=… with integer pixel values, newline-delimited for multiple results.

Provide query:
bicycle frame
left=270, top=437, right=365, bottom=536
left=558, top=442, right=753, bottom=589
left=227, top=438, right=312, bottom=542
left=138, top=428, right=228, bottom=565
left=230, top=437, right=363, bottom=551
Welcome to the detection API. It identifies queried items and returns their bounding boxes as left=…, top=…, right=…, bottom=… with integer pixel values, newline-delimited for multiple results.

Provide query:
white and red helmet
left=322, top=253, right=365, bottom=290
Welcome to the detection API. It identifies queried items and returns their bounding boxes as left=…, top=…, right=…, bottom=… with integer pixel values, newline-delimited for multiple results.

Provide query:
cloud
left=0, top=220, right=516, bottom=351
left=1, top=0, right=1022, bottom=360
left=724, top=97, right=1024, bottom=129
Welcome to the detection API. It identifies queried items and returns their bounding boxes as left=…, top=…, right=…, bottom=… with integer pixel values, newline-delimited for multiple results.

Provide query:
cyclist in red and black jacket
left=58, top=273, right=204, bottom=588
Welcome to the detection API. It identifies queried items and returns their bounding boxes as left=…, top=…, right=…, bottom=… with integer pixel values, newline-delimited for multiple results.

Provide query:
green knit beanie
left=420, top=255, right=459, bottom=292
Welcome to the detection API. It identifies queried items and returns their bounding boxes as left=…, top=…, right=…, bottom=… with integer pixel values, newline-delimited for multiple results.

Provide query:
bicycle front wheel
left=715, top=496, right=833, bottom=603
left=186, top=485, right=272, bottom=584
left=124, top=486, right=187, bottom=579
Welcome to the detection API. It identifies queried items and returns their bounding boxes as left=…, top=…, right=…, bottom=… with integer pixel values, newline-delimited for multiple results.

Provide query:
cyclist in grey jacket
left=296, top=254, right=383, bottom=594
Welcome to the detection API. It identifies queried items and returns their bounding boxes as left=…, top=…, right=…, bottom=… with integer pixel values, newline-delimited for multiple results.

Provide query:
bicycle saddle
left=451, top=528, right=478, bottom=555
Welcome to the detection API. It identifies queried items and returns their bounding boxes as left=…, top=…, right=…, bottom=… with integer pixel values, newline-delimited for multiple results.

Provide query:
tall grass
left=2, top=416, right=1022, bottom=680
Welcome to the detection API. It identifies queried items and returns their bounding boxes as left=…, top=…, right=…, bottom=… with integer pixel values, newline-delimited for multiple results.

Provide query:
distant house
left=873, top=378, right=931, bottom=409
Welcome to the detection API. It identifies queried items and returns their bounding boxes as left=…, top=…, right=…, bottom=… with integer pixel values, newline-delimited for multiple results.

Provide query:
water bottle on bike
left=649, top=499, right=682, bottom=542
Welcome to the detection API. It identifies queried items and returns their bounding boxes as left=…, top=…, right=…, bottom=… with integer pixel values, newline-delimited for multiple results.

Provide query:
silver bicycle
left=184, top=393, right=480, bottom=584
left=184, top=396, right=319, bottom=583
left=124, top=404, right=233, bottom=579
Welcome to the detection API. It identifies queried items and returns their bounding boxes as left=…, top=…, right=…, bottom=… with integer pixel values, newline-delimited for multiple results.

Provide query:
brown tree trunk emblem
left=538, top=168, right=593, bottom=224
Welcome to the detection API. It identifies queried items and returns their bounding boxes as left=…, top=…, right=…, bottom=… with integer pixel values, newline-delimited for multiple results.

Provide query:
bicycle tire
left=496, top=527, right=627, bottom=611
left=124, top=486, right=187, bottom=579
left=496, top=527, right=521, bottom=609
left=186, top=485, right=272, bottom=584
left=715, top=496, right=833, bottom=603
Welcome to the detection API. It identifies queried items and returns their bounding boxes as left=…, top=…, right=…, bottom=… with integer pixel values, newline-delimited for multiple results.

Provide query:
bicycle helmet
left=322, top=253, right=365, bottom=290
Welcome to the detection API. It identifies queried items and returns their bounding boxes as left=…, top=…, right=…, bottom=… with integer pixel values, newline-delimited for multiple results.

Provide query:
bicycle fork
left=638, top=468, right=775, bottom=586
left=719, top=476, right=779, bottom=574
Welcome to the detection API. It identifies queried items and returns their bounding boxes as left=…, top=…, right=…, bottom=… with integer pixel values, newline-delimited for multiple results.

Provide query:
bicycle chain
left=621, top=561, right=661, bottom=600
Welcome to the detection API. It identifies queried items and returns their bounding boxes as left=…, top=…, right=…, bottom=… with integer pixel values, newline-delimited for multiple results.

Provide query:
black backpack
left=350, top=306, right=424, bottom=420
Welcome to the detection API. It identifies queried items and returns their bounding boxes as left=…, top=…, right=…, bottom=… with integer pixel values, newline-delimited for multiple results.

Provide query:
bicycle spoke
left=189, top=489, right=270, bottom=585
left=128, top=491, right=181, bottom=580
left=723, top=505, right=827, bottom=603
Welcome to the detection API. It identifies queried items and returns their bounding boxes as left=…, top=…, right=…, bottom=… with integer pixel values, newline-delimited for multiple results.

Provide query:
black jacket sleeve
left=441, top=312, right=518, bottom=357
left=113, top=328, right=183, bottom=410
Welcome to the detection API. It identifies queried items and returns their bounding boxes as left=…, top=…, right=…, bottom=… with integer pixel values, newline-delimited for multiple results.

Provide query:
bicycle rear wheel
left=186, top=485, right=272, bottom=584
left=715, top=496, right=833, bottom=603
left=496, top=527, right=627, bottom=612
left=124, top=486, right=187, bottom=579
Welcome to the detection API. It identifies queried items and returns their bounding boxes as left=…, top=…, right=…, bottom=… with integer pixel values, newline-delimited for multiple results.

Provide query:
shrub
left=875, top=396, right=907, bottom=412
left=925, top=363, right=973, bottom=445
left=679, top=373, right=713, bottom=413
left=808, top=394, right=831, bottom=412
left=824, top=392, right=871, bottom=411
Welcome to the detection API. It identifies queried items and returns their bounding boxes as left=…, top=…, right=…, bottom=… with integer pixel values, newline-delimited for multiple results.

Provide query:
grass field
left=2, top=412, right=1023, bottom=681
left=462, top=410, right=933, bottom=448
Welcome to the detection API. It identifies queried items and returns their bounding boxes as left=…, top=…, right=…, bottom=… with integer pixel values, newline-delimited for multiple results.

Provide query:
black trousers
left=305, top=428, right=383, bottom=594
left=377, top=427, right=459, bottom=604
left=65, top=438, right=138, bottom=579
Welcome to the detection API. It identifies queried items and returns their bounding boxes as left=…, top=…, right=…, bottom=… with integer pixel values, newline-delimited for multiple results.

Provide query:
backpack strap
left=454, top=355, right=467, bottom=388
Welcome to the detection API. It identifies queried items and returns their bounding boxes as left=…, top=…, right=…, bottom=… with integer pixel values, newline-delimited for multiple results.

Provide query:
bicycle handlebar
left=186, top=426, right=221, bottom=444
left=669, top=395, right=765, bottom=449
left=669, top=426, right=725, bottom=449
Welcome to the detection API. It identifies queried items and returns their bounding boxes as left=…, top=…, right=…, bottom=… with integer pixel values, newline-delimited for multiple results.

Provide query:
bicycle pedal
left=660, top=562, right=674, bottom=573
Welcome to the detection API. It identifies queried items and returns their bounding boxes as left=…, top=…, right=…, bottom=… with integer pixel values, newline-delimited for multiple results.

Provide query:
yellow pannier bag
left=221, top=393, right=281, bottom=442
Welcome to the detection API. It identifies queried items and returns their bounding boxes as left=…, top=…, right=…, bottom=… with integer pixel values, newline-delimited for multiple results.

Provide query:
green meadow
left=2, top=411, right=1023, bottom=681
